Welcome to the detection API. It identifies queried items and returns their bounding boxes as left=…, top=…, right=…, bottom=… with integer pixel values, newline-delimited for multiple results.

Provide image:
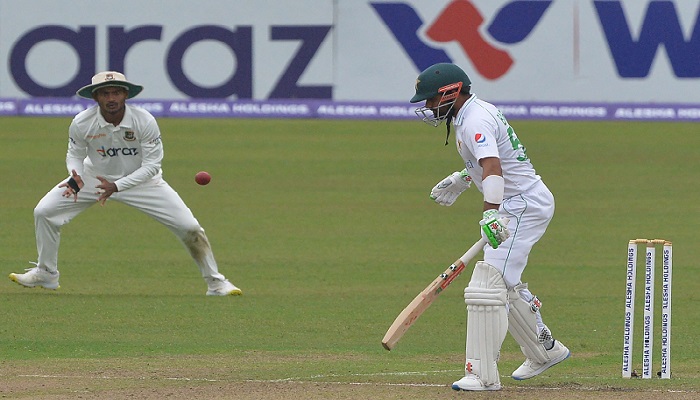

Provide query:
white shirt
left=66, top=104, right=163, bottom=191
left=453, top=94, right=541, bottom=198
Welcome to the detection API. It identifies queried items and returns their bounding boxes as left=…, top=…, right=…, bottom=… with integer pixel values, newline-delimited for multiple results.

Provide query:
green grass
left=0, top=117, right=698, bottom=396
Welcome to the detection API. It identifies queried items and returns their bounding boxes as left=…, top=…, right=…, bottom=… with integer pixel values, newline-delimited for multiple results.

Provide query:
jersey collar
left=96, top=104, right=134, bottom=129
left=453, top=94, right=477, bottom=126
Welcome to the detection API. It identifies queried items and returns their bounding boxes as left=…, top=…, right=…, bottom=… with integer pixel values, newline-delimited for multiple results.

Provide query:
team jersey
left=66, top=104, right=163, bottom=191
left=452, top=94, right=541, bottom=199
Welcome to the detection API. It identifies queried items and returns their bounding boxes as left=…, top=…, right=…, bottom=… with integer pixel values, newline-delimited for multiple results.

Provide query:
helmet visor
left=414, top=82, right=462, bottom=127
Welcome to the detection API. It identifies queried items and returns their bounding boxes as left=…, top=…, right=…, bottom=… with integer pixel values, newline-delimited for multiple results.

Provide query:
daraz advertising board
left=1, top=0, right=699, bottom=121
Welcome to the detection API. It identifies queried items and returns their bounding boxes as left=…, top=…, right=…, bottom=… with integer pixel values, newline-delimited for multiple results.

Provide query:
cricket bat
left=381, top=238, right=486, bottom=351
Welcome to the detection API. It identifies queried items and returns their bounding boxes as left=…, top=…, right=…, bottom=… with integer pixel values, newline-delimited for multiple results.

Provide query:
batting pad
left=463, top=261, right=508, bottom=386
left=507, top=283, right=550, bottom=363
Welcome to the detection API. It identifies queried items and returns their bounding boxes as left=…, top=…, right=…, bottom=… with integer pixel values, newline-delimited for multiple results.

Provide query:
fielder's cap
left=76, top=71, right=143, bottom=99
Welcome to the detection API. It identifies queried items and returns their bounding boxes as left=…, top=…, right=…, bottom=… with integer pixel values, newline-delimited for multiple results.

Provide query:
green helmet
left=410, top=63, right=471, bottom=103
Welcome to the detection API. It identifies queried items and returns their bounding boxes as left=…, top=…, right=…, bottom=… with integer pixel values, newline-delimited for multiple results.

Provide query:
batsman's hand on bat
left=58, top=169, right=84, bottom=202
left=430, top=168, right=472, bottom=206
left=95, top=176, right=118, bottom=206
left=480, top=210, right=510, bottom=249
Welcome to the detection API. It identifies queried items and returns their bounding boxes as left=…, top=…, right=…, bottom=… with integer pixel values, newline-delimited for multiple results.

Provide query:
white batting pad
left=507, top=283, right=551, bottom=363
left=463, top=261, right=508, bottom=386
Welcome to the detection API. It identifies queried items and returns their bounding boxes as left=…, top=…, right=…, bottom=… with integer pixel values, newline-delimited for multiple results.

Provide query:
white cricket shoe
left=511, top=340, right=570, bottom=380
left=9, top=264, right=60, bottom=290
left=451, top=374, right=501, bottom=391
left=206, top=279, right=242, bottom=296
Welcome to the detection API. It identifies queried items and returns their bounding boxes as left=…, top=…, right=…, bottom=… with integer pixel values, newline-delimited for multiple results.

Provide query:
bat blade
left=381, top=238, right=486, bottom=351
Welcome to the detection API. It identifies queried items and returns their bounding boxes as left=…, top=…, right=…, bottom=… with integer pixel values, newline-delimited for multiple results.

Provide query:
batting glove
left=480, top=210, right=511, bottom=249
left=430, top=169, right=472, bottom=206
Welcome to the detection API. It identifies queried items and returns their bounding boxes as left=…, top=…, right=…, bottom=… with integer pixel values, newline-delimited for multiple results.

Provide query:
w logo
left=373, top=0, right=700, bottom=79
left=594, top=1, right=700, bottom=77
left=371, top=0, right=552, bottom=80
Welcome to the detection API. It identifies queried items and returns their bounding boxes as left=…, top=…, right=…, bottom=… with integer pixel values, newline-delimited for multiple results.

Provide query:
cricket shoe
left=206, top=278, right=242, bottom=296
left=451, top=374, right=501, bottom=391
left=511, top=340, right=570, bottom=380
left=9, top=264, right=60, bottom=290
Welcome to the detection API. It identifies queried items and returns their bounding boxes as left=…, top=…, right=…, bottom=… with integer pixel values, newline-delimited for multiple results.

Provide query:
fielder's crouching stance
left=411, top=63, right=569, bottom=391
left=9, top=71, right=242, bottom=297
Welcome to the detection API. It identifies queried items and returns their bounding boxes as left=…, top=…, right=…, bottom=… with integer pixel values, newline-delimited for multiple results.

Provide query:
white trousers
left=484, top=179, right=554, bottom=289
left=33, top=174, right=225, bottom=281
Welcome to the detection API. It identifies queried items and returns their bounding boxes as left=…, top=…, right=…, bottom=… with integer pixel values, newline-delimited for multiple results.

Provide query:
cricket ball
left=195, top=171, right=211, bottom=185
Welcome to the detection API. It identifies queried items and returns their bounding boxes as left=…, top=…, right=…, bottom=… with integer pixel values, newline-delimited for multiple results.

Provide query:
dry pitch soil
left=2, top=376, right=695, bottom=399
left=1, top=354, right=694, bottom=399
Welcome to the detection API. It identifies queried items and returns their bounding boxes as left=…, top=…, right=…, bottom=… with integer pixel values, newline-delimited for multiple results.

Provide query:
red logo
left=426, top=1, right=513, bottom=80
left=530, top=296, right=542, bottom=313
left=466, top=362, right=473, bottom=373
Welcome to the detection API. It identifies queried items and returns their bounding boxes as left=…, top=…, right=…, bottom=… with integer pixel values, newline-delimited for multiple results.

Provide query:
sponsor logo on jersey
left=474, top=133, right=486, bottom=143
left=96, top=146, right=139, bottom=157
left=148, top=135, right=162, bottom=145
left=123, top=130, right=136, bottom=141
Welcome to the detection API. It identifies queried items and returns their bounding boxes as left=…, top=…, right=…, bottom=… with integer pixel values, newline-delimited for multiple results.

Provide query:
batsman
left=410, top=63, right=570, bottom=391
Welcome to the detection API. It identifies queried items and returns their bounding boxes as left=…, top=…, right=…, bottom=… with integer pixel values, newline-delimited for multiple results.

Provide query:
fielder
left=9, top=71, right=242, bottom=296
left=410, top=63, right=569, bottom=391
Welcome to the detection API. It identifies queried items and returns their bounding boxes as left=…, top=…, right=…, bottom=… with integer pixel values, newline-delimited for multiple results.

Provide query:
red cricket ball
left=195, top=171, right=211, bottom=185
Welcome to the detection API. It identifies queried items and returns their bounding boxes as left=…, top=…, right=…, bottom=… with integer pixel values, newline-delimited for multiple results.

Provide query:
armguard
left=482, top=175, right=504, bottom=205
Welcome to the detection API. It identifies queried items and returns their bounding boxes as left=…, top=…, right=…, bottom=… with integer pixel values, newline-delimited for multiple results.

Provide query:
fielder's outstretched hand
left=58, top=169, right=84, bottom=202
left=95, top=176, right=118, bottom=206
left=480, top=210, right=510, bottom=249
left=430, top=169, right=472, bottom=206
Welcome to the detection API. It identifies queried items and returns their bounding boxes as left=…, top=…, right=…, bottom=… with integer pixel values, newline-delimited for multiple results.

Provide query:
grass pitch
left=0, top=116, right=698, bottom=399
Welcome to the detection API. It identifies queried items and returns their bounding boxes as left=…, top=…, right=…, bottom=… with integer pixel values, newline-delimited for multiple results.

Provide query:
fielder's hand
left=480, top=210, right=510, bottom=249
left=95, top=176, right=118, bottom=206
left=58, top=169, right=84, bottom=202
left=430, top=169, right=472, bottom=206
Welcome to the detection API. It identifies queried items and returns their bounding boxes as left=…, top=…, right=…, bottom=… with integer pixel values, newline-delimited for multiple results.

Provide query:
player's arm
left=478, top=157, right=510, bottom=248
left=60, top=121, right=88, bottom=200
left=113, top=117, right=163, bottom=192
left=480, top=157, right=502, bottom=211
left=65, top=120, right=88, bottom=177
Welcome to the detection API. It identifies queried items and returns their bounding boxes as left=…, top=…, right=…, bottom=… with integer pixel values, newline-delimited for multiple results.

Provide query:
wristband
left=67, top=177, right=81, bottom=193
left=482, top=175, right=504, bottom=205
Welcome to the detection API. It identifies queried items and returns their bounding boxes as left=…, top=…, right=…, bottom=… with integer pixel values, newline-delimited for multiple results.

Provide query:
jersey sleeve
left=114, top=116, right=163, bottom=191
left=462, top=115, right=500, bottom=161
left=66, top=119, right=88, bottom=176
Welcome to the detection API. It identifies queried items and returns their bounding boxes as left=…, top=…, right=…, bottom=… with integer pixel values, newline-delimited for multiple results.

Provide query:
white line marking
left=14, top=372, right=699, bottom=393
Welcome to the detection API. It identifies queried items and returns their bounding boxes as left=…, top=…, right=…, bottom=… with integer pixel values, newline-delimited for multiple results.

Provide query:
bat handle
left=459, top=238, right=487, bottom=265
left=460, top=216, right=509, bottom=263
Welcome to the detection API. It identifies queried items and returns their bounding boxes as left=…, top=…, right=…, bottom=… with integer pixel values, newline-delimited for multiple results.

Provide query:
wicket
left=622, top=239, right=672, bottom=379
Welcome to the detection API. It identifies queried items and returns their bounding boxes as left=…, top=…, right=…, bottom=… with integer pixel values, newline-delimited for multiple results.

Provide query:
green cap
left=410, top=63, right=471, bottom=103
